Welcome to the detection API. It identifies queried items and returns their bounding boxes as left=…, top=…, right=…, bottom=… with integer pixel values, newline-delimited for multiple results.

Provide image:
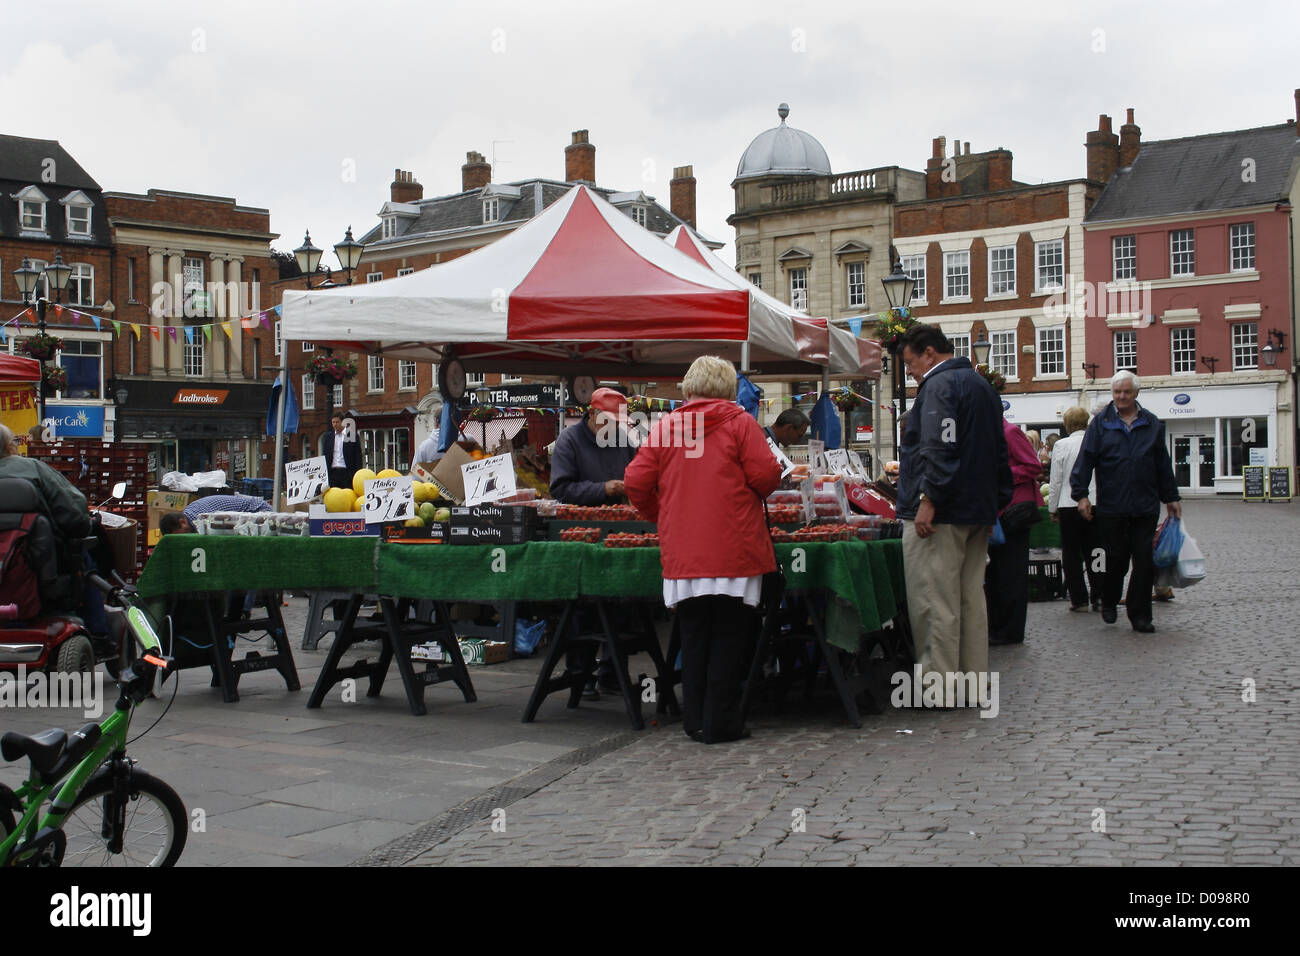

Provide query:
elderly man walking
left=896, top=325, right=1012, bottom=704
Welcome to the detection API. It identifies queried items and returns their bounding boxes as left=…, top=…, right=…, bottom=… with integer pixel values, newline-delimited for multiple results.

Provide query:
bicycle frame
left=1, top=699, right=132, bottom=866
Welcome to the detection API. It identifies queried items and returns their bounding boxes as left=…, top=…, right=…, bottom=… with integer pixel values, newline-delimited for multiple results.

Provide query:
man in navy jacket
left=897, top=325, right=1012, bottom=702
left=1070, top=370, right=1181, bottom=632
left=550, top=389, right=637, bottom=504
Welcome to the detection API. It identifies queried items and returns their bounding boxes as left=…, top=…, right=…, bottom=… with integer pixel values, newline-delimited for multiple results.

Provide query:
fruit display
left=559, top=526, right=602, bottom=543
left=351, top=468, right=377, bottom=497
left=377, top=469, right=401, bottom=479
left=323, top=486, right=358, bottom=513
left=555, top=504, right=645, bottom=521
left=766, top=490, right=803, bottom=505
left=765, top=504, right=803, bottom=524
left=791, top=524, right=854, bottom=542
left=603, top=531, right=659, bottom=548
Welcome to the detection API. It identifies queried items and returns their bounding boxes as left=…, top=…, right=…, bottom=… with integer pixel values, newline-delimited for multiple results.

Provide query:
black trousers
left=1058, top=509, right=1105, bottom=608
left=985, top=526, right=1030, bottom=643
left=676, top=595, right=758, bottom=741
left=1097, top=513, right=1159, bottom=625
left=328, top=466, right=353, bottom=491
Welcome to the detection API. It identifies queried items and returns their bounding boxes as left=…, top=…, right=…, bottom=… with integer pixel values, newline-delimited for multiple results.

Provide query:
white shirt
left=922, top=357, right=953, bottom=379
left=331, top=431, right=346, bottom=469
left=1049, top=431, right=1096, bottom=511
left=663, top=576, right=763, bottom=609
left=415, top=433, right=443, bottom=463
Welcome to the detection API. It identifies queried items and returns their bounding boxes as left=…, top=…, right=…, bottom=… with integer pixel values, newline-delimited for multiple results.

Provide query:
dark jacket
left=0, top=453, right=91, bottom=540
left=322, top=429, right=362, bottom=475
left=1070, top=402, right=1180, bottom=517
left=896, top=357, right=1012, bottom=525
left=549, top=419, right=637, bottom=505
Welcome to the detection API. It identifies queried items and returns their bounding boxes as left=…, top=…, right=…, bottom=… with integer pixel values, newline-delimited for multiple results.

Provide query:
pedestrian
left=625, top=355, right=782, bottom=743
left=1070, top=370, right=1182, bottom=634
left=1049, top=407, right=1103, bottom=612
left=323, top=413, right=362, bottom=490
left=896, top=325, right=1012, bottom=703
left=415, top=403, right=443, bottom=464
left=986, top=420, right=1044, bottom=645
left=763, top=408, right=809, bottom=448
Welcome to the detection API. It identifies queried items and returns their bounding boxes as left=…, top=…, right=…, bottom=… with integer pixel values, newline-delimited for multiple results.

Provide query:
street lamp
left=333, top=226, right=365, bottom=285
left=880, top=260, right=917, bottom=452
left=1261, top=329, right=1287, bottom=368
left=973, top=333, right=992, bottom=366
left=294, top=231, right=323, bottom=290
left=13, top=253, right=74, bottom=421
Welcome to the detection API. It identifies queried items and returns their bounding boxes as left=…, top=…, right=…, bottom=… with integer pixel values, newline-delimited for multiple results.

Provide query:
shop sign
left=172, top=388, right=229, bottom=406
left=467, top=383, right=565, bottom=407
left=44, top=405, right=105, bottom=438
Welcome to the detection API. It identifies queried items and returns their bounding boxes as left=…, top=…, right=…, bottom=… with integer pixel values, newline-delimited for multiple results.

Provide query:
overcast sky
left=5, top=0, right=1297, bottom=262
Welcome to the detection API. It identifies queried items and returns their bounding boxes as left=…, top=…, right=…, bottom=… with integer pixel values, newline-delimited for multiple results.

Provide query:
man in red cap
left=550, top=387, right=638, bottom=505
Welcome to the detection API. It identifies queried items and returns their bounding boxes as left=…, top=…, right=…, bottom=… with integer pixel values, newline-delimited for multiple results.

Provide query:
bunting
left=0, top=302, right=289, bottom=344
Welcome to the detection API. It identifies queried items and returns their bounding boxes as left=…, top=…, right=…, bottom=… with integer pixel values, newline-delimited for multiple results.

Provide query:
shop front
left=114, top=379, right=272, bottom=484
left=1135, top=384, right=1281, bottom=496
left=1000, top=390, right=1078, bottom=440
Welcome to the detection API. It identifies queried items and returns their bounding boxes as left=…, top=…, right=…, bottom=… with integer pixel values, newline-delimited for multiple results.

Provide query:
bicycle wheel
left=61, top=768, right=187, bottom=867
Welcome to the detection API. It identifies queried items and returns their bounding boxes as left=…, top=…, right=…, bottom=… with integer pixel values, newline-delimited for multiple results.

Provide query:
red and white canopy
left=281, top=185, right=858, bottom=378
left=664, top=225, right=881, bottom=378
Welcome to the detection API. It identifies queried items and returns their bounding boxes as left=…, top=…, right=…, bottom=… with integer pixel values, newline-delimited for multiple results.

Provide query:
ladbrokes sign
left=172, top=388, right=229, bottom=406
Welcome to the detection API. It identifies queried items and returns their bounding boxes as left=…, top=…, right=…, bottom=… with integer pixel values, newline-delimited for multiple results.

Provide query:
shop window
left=57, top=339, right=102, bottom=399
left=1222, top=416, right=1268, bottom=476
left=361, top=427, right=411, bottom=473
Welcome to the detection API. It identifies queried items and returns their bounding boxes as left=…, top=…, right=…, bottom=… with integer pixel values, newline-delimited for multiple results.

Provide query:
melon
left=352, top=468, right=377, bottom=497
left=377, top=468, right=401, bottom=479
left=324, top=487, right=357, bottom=513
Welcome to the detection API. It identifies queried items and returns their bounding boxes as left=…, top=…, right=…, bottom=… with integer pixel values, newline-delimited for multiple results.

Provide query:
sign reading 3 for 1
left=363, top=476, right=416, bottom=522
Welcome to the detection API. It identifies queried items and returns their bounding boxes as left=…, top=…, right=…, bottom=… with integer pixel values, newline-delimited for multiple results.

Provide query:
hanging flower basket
left=41, top=364, right=67, bottom=393
left=19, top=333, right=63, bottom=362
left=875, top=308, right=918, bottom=355
left=626, top=396, right=650, bottom=415
left=976, top=363, right=1007, bottom=393
left=468, top=405, right=498, bottom=423
left=831, top=390, right=862, bottom=413
left=306, top=353, right=358, bottom=382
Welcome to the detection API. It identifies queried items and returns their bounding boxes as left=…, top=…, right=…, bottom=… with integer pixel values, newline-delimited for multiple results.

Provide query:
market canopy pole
left=271, top=342, right=289, bottom=507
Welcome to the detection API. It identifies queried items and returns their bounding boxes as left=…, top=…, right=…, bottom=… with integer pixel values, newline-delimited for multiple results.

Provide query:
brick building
left=269, top=129, right=708, bottom=472
left=1081, top=93, right=1300, bottom=493
left=892, top=131, right=1104, bottom=438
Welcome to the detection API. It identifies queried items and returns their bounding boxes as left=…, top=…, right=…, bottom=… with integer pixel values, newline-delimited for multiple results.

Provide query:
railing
left=770, top=180, right=818, bottom=204
left=830, top=170, right=879, bottom=194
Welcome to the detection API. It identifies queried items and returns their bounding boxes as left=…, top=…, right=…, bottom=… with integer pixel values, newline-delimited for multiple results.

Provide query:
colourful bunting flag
left=221, top=321, right=233, bottom=340
left=131, top=323, right=142, bottom=340
left=111, top=320, right=121, bottom=336
left=184, top=326, right=194, bottom=343
left=91, top=315, right=101, bottom=331
left=167, top=327, right=177, bottom=342
left=202, top=325, right=212, bottom=341
left=150, top=326, right=160, bottom=341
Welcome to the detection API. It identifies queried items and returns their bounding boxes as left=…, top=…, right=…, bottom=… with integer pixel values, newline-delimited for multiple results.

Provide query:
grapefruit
left=352, top=468, right=377, bottom=497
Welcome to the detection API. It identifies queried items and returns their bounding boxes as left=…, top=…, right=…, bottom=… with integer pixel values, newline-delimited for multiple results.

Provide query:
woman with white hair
left=624, top=356, right=782, bottom=744
left=1069, top=370, right=1181, bottom=633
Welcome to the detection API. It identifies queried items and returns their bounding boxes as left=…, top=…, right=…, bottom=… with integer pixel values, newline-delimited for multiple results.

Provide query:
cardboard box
left=410, top=642, right=446, bottom=662
left=307, top=504, right=381, bottom=537
left=146, top=490, right=194, bottom=546
left=449, top=504, right=540, bottom=528
left=449, top=523, right=531, bottom=546
left=429, top=443, right=478, bottom=503
left=382, top=522, right=450, bottom=544
left=458, top=638, right=511, bottom=665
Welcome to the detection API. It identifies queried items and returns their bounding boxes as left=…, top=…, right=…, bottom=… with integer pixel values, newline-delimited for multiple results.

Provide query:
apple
left=419, top=502, right=438, bottom=523
left=433, top=507, right=451, bottom=522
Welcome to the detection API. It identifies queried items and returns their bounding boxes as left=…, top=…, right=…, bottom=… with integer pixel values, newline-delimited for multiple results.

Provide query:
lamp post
left=973, top=333, right=992, bottom=367
left=13, top=252, right=74, bottom=421
left=1261, top=329, right=1287, bottom=368
left=333, top=227, right=364, bottom=285
left=880, top=260, right=916, bottom=455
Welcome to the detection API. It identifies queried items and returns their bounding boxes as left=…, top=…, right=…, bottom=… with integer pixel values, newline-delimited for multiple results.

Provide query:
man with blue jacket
left=897, top=326, right=1012, bottom=703
left=1070, top=370, right=1181, bottom=633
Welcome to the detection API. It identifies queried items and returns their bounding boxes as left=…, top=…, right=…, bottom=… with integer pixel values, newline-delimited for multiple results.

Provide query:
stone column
left=165, top=249, right=185, bottom=374
left=226, top=256, right=244, bottom=379
left=209, top=254, right=226, bottom=375
left=147, top=247, right=166, bottom=370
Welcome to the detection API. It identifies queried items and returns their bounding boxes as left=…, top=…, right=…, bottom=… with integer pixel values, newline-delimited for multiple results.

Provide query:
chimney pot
left=565, top=129, right=596, bottom=183
left=1119, top=109, right=1142, bottom=168
left=461, top=150, right=492, bottom=191
left=1294, top=88, right=1299, bottom=125
left=391, top=168, right=423, bottom=203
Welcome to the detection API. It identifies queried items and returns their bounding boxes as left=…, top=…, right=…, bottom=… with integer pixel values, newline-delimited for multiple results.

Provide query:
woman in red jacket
left=624, top=356, right=782, bottom=744
left=986, top=420, right=1045, bottom=645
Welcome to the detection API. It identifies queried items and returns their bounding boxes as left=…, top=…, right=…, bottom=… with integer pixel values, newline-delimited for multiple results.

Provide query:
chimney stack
left=1119, top=108, right=1142, bottom=168
left=987, top=148, right=1013, bottom=191
left=1294, top=88, right=1299, bottom=125
left=565, top=130, right=596, bottom=184
left=1086, top=114, right=1120, bottom=184
left=670, top=165, right=697, bottom=229
left=390, top=169, right=423, bottom=203
left=926, top=136, right=948, bottom=199
left=462, top=151, right=492, bottom=191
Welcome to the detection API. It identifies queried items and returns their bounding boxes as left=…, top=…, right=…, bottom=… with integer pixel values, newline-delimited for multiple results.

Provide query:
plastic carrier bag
left=1152, top=516, right=1184, bottom=568
left=989, top=519, right=1006, bottom=548
left=514, top=618, right=547, bottom=656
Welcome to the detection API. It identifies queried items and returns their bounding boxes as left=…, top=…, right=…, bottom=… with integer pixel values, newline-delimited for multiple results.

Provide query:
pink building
left=1081, top=99, right=1300, bottom=494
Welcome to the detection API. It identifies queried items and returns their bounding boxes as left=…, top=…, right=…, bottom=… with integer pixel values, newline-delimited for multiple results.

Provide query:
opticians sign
left=44, top=404, right=105, bottom=438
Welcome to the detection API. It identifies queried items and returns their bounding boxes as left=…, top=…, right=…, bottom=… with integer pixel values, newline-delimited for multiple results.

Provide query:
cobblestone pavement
left=404, top=498, right=1300, bottom=866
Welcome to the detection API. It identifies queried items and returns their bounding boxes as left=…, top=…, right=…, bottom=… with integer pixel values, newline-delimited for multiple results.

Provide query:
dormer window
left=483, top=198, right=499, bottom=223
left=381, top=216, right=397, bottom=240
left=629, top=206, right=646, bottom=228
left=61, top=190, right=93, bottom=237
left=13, top=185, right=48, bottom=233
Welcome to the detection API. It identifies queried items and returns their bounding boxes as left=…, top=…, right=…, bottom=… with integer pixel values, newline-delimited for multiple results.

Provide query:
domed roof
left=736, top=104, right=832, bottom=180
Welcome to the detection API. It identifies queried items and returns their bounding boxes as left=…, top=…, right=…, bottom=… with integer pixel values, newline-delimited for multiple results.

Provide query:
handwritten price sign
left=285, top=456, right=329, bottom=505
left=461, top=454, right=517, bottom=506
left=362, top=476, right=416, bottom=522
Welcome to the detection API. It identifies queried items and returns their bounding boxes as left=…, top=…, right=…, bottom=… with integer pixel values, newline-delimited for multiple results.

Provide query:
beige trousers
left=902, top=521, right=990, bottom=698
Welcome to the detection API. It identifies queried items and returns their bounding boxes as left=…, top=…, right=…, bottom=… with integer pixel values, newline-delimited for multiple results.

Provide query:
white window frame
left=1170, top=229, right=1195, bottom=276
left=1230, top=223, right=1255, bottom=272
left=182, top=256, right=206, bottom=316
left=901, top=254, right=926, bottom=304
left=366, top=272, right=383, bottom=283
left=949, top=332, right=971, bottom=360
left=1114, top=331, right=1137, bottom=372
left=398, top=359, right=417, bottom=391
left=1034, top=239, right=1064, bottom=293
left=396, top=267, right=415, bottom=277
left=24, top=259, right=49, bottom=300
left=846, top=261, right=866, bottom=308
left=748, top=272, right=762, bottom=290
left=183, top=337, right=205, bottom=378
left=368, top=354, right=385, bottom=392
left=988, top=245, right=1016, bottom=297
left=1035, top=325, right=1066, bottom=377
left=55, top=338, right=104, bottom=400
left=789, top=268, right=808, bottom=313
left=333, top=383, right=343, bottom=406
left=1232, top=323, right=1258, bottom=371
left=483, top=198, right=499, bottom=223
left=1112, top=235, right=1136, bottom=281
left=65, top=202, right=92, bottom=237
left=274, top=319, right=282, bottom=356
left=381, top=216, right=396, bottom=239
left=629, top=206, right=647, bottom=228
left=466, top=371, right=486, bottom=389
left=302, top=341, right=315, bottom=352
left=1171, top=327, right=1197, bottom=375
left=943, top=251, right=971, bottom=301
left=301, top=374, right=316, bottom=410
left=67, top=264, right=94, bottom=306
left=19, top=199, right=46, bottom=233
left=989, top=329, right=1017, bottom=379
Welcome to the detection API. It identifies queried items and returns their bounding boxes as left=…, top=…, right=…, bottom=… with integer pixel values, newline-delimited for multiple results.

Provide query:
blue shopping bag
left=1152, top=516, right=1184, bottom=568
left=989, top=519, right=1006, bottom=548
left=514, top=618, right=547, bottom=656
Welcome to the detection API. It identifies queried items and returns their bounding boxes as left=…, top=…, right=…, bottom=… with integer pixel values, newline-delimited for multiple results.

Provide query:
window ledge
left=398, top=386, right=417, bottom=392
left=1032, top=288, right=1064, bottom=297
left=1035, top=373, right=1069, bottom=381
left=984, top=292, right=1017, bottom=302
left=939, top=296, right=972, bottom=305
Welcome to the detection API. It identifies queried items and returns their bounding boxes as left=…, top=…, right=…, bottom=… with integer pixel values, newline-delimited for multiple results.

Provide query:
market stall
left=0, top=353, right=40, bottom=449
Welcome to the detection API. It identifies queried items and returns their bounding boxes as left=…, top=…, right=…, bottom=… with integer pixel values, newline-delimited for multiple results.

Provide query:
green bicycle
left=0, top=573, right=187, bottom=867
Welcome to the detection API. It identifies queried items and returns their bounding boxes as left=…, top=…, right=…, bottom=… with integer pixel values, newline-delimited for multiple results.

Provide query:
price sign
left=799, top=477, right=816, bottom=524
left=284, top=456, right=329, bottom=505
left=363, top=476, right=416, bottom=522
left=766, top=436, right=796, bottom=478
left=806, top=439, right=825, bottom=473
left=847, top=450, right=868, bottom=477
left=1268, top=466, right=1292, bottom=502
left=1242, top=466, right=1266, bottom=502
left=824, top=448, right=853, bottom=477
left=461, top=453, right=517, bottom=506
